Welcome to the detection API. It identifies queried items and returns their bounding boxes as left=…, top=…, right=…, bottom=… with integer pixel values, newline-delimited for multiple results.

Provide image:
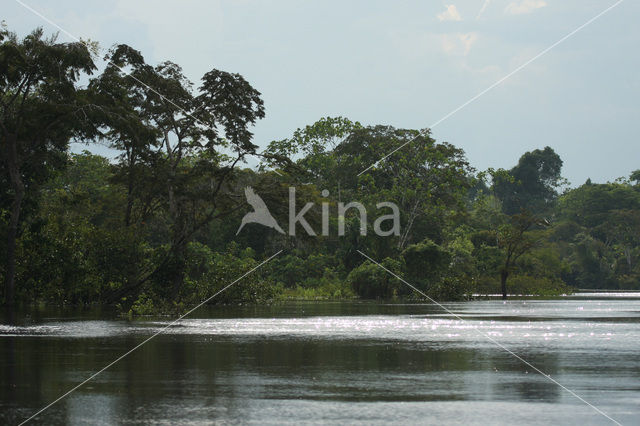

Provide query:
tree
left=348, top=257, right=406, bottom=299
left=558, top=181, right=640, bottom=228
left=349, top=127, right=471, bottom=250
left=316, top=125, right=471, bottom=250
left=402, top=238, right=451, bottom=290
left=0, top=28, right=97, bottom=304
left=18, top=152, right=146, bottom=304
left=496, top=211, right=545, bottom=299
left=597, top=209, right=640, bottom=272
left=93, top=45, right=266, bottom=300
left=493, top=146, right=564, bottom=215
left=263, top=116, right=362, bottom=195
left=89, top=44, right=160, bottom=227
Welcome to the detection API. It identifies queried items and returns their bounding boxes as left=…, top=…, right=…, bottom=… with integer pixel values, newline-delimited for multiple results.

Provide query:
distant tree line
left=2, top=28, right=639, bottom=310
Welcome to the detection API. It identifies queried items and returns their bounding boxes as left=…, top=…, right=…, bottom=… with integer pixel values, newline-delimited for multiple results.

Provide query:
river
left=1, top=295, right=639, bottom=425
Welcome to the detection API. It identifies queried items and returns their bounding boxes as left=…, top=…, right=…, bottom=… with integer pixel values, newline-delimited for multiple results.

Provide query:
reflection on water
left=1, top=298, right=639, bottom=425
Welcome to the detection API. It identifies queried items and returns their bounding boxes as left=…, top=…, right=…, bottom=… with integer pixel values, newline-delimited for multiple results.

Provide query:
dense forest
left=2, top=28, right=639, bottom=311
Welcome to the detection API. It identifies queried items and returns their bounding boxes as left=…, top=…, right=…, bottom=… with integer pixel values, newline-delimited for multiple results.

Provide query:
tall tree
left=0, top=28, right=96, bottom=304
left=493, top=146, right=564, bottom=215
left=267, top=123, right=472, bottom=250
left=335, top=126, right=471, bottom=250
left=90, top=44, right=160, bottom=227
left=93, top=45, right=265, bottom=299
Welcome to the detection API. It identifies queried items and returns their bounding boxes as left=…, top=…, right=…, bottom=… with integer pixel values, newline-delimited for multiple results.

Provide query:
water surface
left=1, top=297, right=639, bottom=425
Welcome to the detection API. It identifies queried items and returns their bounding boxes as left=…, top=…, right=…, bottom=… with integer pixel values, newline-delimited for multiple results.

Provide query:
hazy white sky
left=5, top=0, right=639, bottom=185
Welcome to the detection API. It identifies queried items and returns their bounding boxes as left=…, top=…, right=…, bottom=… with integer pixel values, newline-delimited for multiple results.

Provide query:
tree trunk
left=124, top=148, right=136, bottom=227
left=125, top=175, right=134, bottom=227
left=500, top=269, right=508, bottom=300
left=4, top=134, right=24, bottom=306
left=5, top=206, right=21, bottom=305
left=163, top=131, right=186, bottom=299
left=171, top=248, right=185, bottom=300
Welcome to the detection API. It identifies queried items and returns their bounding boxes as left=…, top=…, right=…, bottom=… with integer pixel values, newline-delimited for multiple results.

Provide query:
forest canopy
left=2, top=28, right=639, bottom=310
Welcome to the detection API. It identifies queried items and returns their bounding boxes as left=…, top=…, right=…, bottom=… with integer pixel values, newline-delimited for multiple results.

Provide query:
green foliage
left=3, top=25, right=639, bottom=309
left=348, top=257, right=407, bottom=299
left=558, top=182, right=640, bottom=227
left=402, top=239, right=451, bottom=288
left=281, top=280, right=355, bottom=300
left=129, top=292, right=156, bottom=316
left=476, top=274, right=570, bottom=296
left=554, top=182, right=640, bottom=289
left=1, top=27, right=99, bottom=303
left=493, top=147, right=564, bottom=215
left=129, top=242, right=279, bottom=314
left=429, top=276, right=473, bottom=301
left=183, top=243, right=278, bottom=306
left=13, top=152, right=150, bottom=304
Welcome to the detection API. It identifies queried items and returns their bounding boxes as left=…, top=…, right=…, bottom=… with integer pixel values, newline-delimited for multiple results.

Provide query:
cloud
left=458, top=33, right=478, bottom=55
left=441, top=32, right=478, bottom=56
left=505, top=0, right=547, bottom=15
left=437, top=4, right=462, bottom=21
left=477, top=0, right=492, bottom=19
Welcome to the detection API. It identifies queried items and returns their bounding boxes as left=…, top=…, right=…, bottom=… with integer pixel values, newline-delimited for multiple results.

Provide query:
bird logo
left=236, top=186, right=285, bottom=235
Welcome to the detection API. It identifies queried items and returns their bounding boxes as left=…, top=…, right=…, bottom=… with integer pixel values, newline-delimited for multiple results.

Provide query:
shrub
left=402, top=239, right=451, bottom=290
left=348, top=257, right=407, bottom=299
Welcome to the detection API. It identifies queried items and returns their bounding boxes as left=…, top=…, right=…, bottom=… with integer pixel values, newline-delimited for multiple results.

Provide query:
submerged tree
left=0, top=28, right=97, bottom=304
left=93, top=44, right=265, bottom=300
left=496, top=211, right=546, bottom=299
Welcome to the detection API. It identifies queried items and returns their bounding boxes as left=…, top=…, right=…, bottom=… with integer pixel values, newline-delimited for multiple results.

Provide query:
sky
left=4, top=0, right=639, bottom=186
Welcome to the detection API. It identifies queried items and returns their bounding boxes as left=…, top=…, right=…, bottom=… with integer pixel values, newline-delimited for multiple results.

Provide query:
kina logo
left=236, top=187, right=285, bottom=235
left=236, top=186, right=400, bottom=237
